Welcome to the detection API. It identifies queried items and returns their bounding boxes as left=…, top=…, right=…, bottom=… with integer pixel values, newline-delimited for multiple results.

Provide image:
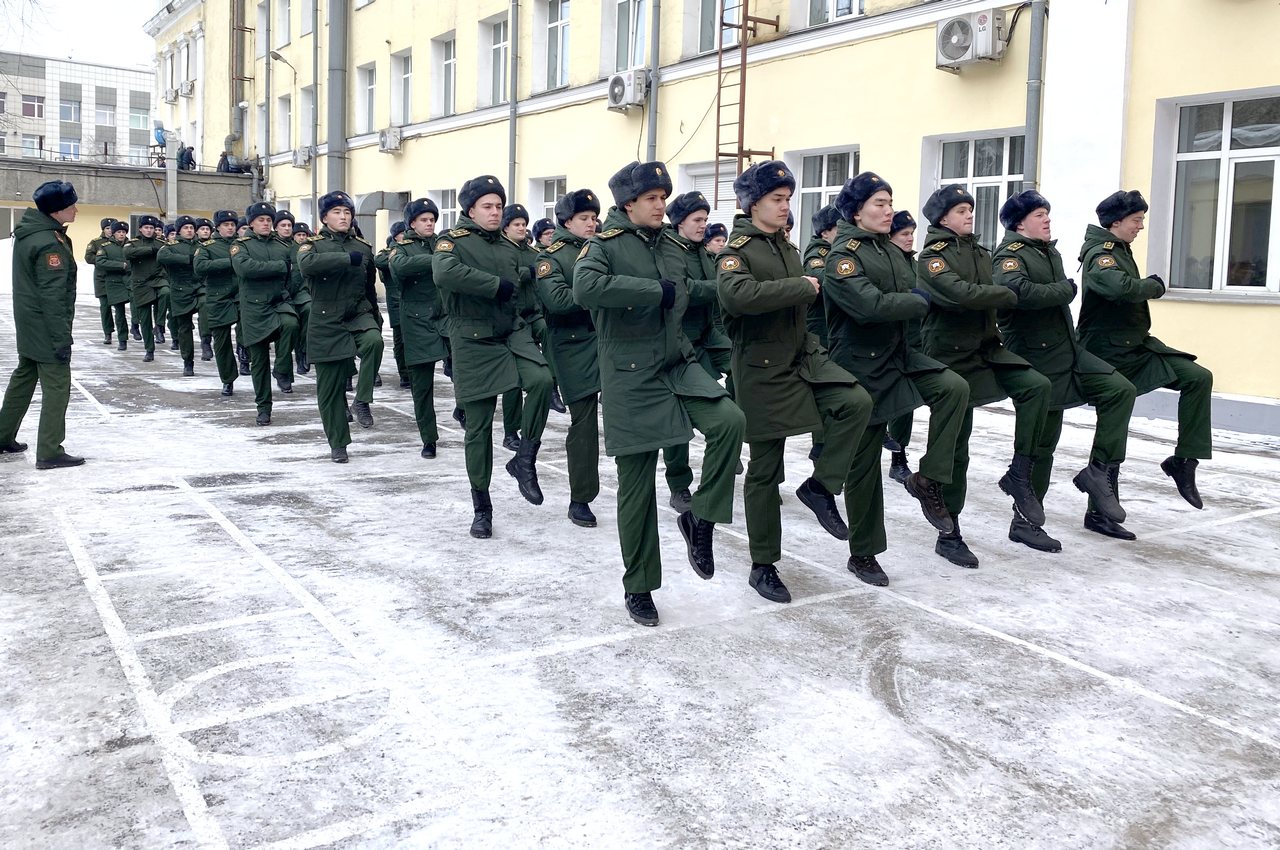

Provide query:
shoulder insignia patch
left=1103, top=241, right=1115, bottom=250
left=436, top=239, right=455, bottom=253
left=834, top=258, right=857, bottom=278
left=1007, top=242, right=1024, bottom=252
left=807, top=257, right=825, bottom=269
left=927, top=257, right=948, bottom=275
left=929, top=241, right=948, bottom=251
left=96, top=248, right=106, bottom=256
left=817, top=246, right=829, bottom=257
left=720, top=256, right=741, bottom=272
left=46, top=253, right=63, bottom=269
left=1095, top=255, right=1117, bottom=269
left=236, top=235, right=252, bottom=242
left=845, top=238, right=861, bottom=251
left=546, top=241, right=566, bottom=254
left=230, top=244, right=242, bottom=256
left=728, top=235, right=752, bottom=249
left=353, top=236, right=372, bottom=248
left=447, top=228, right=469, bottom=238
left=389, top=247, right=400, bottom=258
left=576, top=243, right=591, bottom=261
left=598, top=228, right=624, bottom=240
left=1001, top=258, right=1021, bottom=272
left=536, top=260, right=554, bottom=279
left=298, top=243, right=312, bottom=253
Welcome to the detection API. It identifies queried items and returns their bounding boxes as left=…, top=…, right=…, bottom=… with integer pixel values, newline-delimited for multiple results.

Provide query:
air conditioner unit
left=179, top=81, right=195, bottom=97
left=378, top=126, right=402, bottom=153
left=163, top=88, right=179, bottom=104
left=291, top=146, right=313, bottom=168
left=936, top=9, right=1007, bottom=70
left=606, top=70, right=648, bottom=112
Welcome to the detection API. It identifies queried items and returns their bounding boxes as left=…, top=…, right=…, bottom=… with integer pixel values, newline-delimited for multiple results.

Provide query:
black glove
left=284, top=259, right=293, bottom=279
left=659, top=279, right=677, bottom=310
left=910, top=287, right=932, bottom=306
left=1149, top=273, right=1166, bottom=292
left=54, top=344, right=71, bottom=364
left=1004, top=282, right=1023, bottom=302
left=1066, top=278, right=1078, bottom=298
left=496, top=279, right=517, bottom=302
left=348, top=251, right=364, bottom=267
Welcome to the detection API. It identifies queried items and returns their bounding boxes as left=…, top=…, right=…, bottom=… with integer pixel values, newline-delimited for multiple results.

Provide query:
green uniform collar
left=603, top=207, right=662, bottom=243
left=551, top=226, right=585, bottom=247
left=455, top=214, right=503, bottom=242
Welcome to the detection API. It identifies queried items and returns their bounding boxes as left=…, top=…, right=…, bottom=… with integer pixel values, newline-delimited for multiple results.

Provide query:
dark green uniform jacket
left=124, top=235, right=167, bottom=308
left=159, top=237, right=202, bottom=316
left=194, top=236, right=239, bottom=328
left=801, top=236, right=831, bottom=347
left=388, top=232, right=449, bottom=366
left=286, top=239, right=312, bottom=309
left=95, top=240, right=132, bottom=306
left=432, top=216, right=545, bottom=403
left=12, top=208, right=76, bottom=362
left=573, top=207, right=726, bottom=456
left=823, top=223, right=943, bottom=425
left=296, top=227, right=379, bottom=363
left=1076, top=224, right=1190, bottom=395
left=85, top=235, right=110, bottom=298
left=374, top=246, right=400, bottom=327
left=506, top=237, right=543, bottom=322
left=717, top=215, right=857, bottom=442
left=660, top=228, right=731, bottom=368
left=231, top=233, right=295, bottom=346
left=535, top=226, right=600, bottom=405
left=917, top=225, right=1028, bottom=405
left=993, top=231, right=1116, bottom=410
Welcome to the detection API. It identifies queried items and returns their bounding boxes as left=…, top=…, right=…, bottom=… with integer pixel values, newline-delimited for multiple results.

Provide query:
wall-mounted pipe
left=327, top=0, right=349, bottom=193
left=311, top=0, right=320, bottom=217
left=1022, top=0, right=1047, bottom=188
left=508, top=0, right=519, bottom=193
left=646, top=0, right=661, bottom=162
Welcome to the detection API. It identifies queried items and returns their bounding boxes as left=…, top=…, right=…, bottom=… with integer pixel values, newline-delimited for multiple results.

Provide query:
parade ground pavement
left=2, top=296, right=1279, bottom=850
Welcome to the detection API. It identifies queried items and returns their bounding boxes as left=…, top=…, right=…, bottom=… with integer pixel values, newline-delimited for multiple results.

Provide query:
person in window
left=1077, top=190, right=1213, bottom=513
left=884, top=210, right=921, bottom=484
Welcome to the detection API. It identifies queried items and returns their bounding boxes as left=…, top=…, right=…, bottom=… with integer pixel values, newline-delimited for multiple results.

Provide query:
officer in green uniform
left=0, top=181, right=83, bottom=468
left=535, top=189, right=603, bottom=527
left=1078, top=190, right=1212, bottom=511
left=272, top=209, right=302, bottom=390
left=154, top=225, right=172, bottom=348
left=296, top=191, right=384, bottom=461
left=289, top=221, right=314, bottom=374
left=158, top=215, right=203, bottom=376
left=575, top=160, right=745, bottom=626
left=124, top=214, right=166, bottom=362
left=194, top=210, right=242, bottom=396
left=193, top=217, right=215, bottom=361
left=96, top=221, right=133, bottom=351
left=389, top=198, right=448, bottom=458
left=375, top=221, right=410, bottom=388
left=799, top=204, right=841, bottom=462
left=231, top=202, right=299, bottom=425
left=884, top=210, right=920, bottom=483
left=85, top=218, right=116, bottom=345
left=434, top=177, right=553, bottom=534
left=717, top=162, right=873, bottom=599
left=917, top=184, right=1051, bottom=567
left=822, top=174, right=971, bottom=585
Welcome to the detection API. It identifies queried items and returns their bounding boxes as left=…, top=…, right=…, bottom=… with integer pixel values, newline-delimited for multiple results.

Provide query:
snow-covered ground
left=1, top=291, right=1278, bottom=849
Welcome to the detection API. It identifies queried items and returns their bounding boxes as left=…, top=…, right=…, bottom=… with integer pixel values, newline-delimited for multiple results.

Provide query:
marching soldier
left=884, top=210, right=921, bottom=483
left=574, top=160, right=745, bottom=626
left=1078, top=190, right=1212, bottom=513
left=704, top=223, right=728, bottom=255
left=296, top=191, right=384, bottom=462
left=917, top=185, right=1052, bottom=567
left=96, top=221, right=132, bottom=350
left=271, top=209, right=303, bottom=392
left=194, top=216, right=215, bottom=361
left=0, top=180, right=82, bottom=468
left=123, top=214, right=166, bottom=362
left=193, top=210, right=242, bottom=396
left=993, top=190, right=1134, bottom=548
left=158, top=215, right=203, bottom=376
left=288, top=220, right=313, bottom=375
left=533, top=217, right=555, bottom=248
left=195, top=218, right=213, bottom=241
left=85, top=218, right=116, bottom=345
left=800, top=204, right=841, bottom=461
left=374, top=221, right=410, bottom=388
left=433, top=176, right=552, bottom=534
left=535, top=189, right=603, bottom=527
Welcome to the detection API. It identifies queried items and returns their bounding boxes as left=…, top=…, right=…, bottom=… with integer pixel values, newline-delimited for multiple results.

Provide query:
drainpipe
left=1022, top=0, right=1047, bottom=188
left=227, top=0, right=244, bottom=162
left=646, top=0, right=661, bottom=162
left=311, top=0, right=320, bottom=217
left=327, top=0, right=349, bottom=193
left=508, top=0, right=519, bottom=193
left=263, top=10, right=272, bottom=193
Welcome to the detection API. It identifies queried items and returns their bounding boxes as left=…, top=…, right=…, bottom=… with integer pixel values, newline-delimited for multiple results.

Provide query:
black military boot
left=200, top=335, right=213, bottom=361
left=237, top=345, right=250, bottom=376
left=221, top=382, right=234, bottom=396
left=117, top=338, right=127, bottom=351
left=735, top=457, right=744, bottom=475
left=345, top=400, right=354, bottom=423
left=506, top=439, right=544, bottom=505
left=256, top=411, right=271, bottom=426
left=668, top=487, right=692, bottom=514
left=749, top=563, right=791, bottom=603
left=331, top=445, right=348, bottom=463
left=935, top=519, right=979, bottom=568
left=35, top=452, right=85, bottom=470
left=904, top=472, right=954, bottom=534
left=452, top=406, right=466, bottom=428
left=889, top=449, right=912, bottom=484
left=420, top=442, right=436, bottom=459
left=1009, top=509, right=1062, bottom=553
left=345, top=375, right=354, bottom=392
left=1072, top=460, right=1125, bottom=522
left=677, top=511, right=715, bottom=579
left=796, top=477, right=849, bottom=540
left=502, top=432, right=521, bottom=452
left=882, top=434, right=902, bottom=452
left=373, top=374, right=382, bottom=388
left=155, top=327, right=165, bottom=344
left=1, top=440, right=29, bottom=453
left=296, top=349, right=310, bottom=374
left=470, top=489, right=493, bottom=539
left=275, top=373, right=293, bottom=393
left=443, top=356, right=453, bottom=379
left=998, top=453, right=1045, bottom=526
left=352, top=400, right=373, bottom=428
left=847, top=554, right=889, bottom=586
left=143, top=351, right=154, bottom=362
left=399, top=375, right=411, bottom=389
left=568, top=501, right=597, bottom=528
left=549, top=384, right=567, bottom=414
left=131, top=322, right=141, bottom=341
left=625, top=591, right=659, bottom=626
left=182, top=359, right=194, bottom=377
left=808, top=442, right=824, bottom=462
left=103, top=333, right=112, bottom=345
left=1161, top=456, right=1203, bottom=509
left=1084, top=510, right=1136, bottom=540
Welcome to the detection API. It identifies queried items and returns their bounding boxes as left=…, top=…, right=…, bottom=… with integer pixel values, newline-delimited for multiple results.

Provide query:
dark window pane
left=974, top=137, right=1004, bottom=177
left=1230, top=96, right=1280, bottom=150
left=1008, top=135, right=1025, bottom=174
left=974, top=184, right=1000, bottom=249
left=801, top=154, right=822, bottom=188
left=1178, top=102, right=1224, bottom=153
left=825, top=152, right=849, bottom=186
left=1226, top=160, right=1272, bottom=287
left=809, top=0, right=827, bottom=25
left=941, top=141, right=968, bottom=180
left=798, top=192, right=819, bottom=246
left=1170, top=159, right=1220, bottom=290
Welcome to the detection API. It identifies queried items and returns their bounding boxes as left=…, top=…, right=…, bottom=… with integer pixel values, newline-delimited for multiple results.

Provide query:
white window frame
left=934, top=131, right=1026, bottom=251
left=434, top=188, right=459, bottom=229
left=22, top=134, right=42, bottom=158
left=482, top=17, right=510, bottom=107
left=94, top=105, right=115, bottom=126
left=129, top=145, right=149, bottom=166
left=612, top=0, right=647, bottom=73
left=129, top=107, right=149, bottom=131
left=391, top=50, right=412, bottom=126
left=697, top=0, right=740, bottom=55
left=544, top=0, right=570, bottom=91
left=433, top=35, right=457, bottom=118
left=275, top=0, right=291, bottom=47
left=275, top=93, right=292, bottom=153
left=0, top=92, right=6, bottom=114
left=0, top=137, right=6, bottom=156
left=538, top=177, right=567, bottom=221
left=786, top=147, right=858, bottom=247
left=256, top=1, right=269, bottom=58
left=300, top=85, right=315, bottom=146
left=301, top=0, right=314, bottom=35
left=357, top=63, right=376, bottom=133
left=57, top=140, right=81, bottom=162
left=256, top=101, right=268, bottom=155
left=22, top=95, right=45, bottom=119
left=680, top=161, right=739, bottom=231
left=806, top=0, right=864, bottom=27
left=59, top=100, right=81, bottom=123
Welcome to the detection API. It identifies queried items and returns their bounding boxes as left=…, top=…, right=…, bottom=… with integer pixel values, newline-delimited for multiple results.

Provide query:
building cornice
left=144, top=0, right=204, bottom=38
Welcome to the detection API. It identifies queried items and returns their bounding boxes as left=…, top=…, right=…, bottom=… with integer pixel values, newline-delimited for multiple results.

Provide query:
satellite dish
left=938, top=18, right=973, bottom=62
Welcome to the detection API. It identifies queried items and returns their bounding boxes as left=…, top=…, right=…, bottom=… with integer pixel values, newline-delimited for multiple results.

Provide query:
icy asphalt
left=1, top=289, right=1279, bottom=849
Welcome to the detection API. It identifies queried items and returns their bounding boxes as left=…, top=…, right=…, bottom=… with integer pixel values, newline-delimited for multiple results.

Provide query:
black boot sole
left=935, top=540, right=979, bottom=568
left=1009, top=525, right=1062, bottom=553
left=627, top=608, right=659, bottom=627
left=1083, top=513, right=1136, bottom=541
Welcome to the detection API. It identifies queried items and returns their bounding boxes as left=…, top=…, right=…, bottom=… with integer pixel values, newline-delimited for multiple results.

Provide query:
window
left=436, top=189, right=459, bottom=229
left=938, top=133, right=1025, bottom=250
left=615, top=0, right=647, bottom=72
left=392, top=51, right=412, bottom=125
left=256, top=2, right=268, bottom=58
left=0, top=92, right=5, bottom=114
left=687, top=165, right=738, bottom=230
left=435, top=36, right=457, bottom=117
left=808, top=0, right=864, bottom=26
left=490, top=18, right=510, bottom=106
left=301, top=0, right=313, bottom=34
left=129, top=145, right=149, bottom=166
left=699, top=0, right=740, bottom=54
left=795, top=150, right=858, bottom=246
left=165, top=52, right=176, bottom=90
left=275, top=0, right=291, bottom=47
left=0, top=138, right=5, bottom=156
left=1170, top=96, right=1280, bottom=292
left=22, top=95, right=45, bottom=118
left=94, top=105, right=115, bottom=125
left=59, top=100, right=81, bottom=122
left=22, top=135, right=42, bottom=159
left=57, top=140, right=80, bottom=162
left=357, top=63, right=376, bottom=132
left=256, top=102, right=267, bottom=155
left=129, top=107, right=150, bottom=131
left=276, top=94, right=292, bottom=152
left=300, top=85, right=316, bottom=146
left=179, top=43, right=190, bottom=83
left=547, top=0, right=570, bottom=90
left=541, top=177, right=567, bottom=220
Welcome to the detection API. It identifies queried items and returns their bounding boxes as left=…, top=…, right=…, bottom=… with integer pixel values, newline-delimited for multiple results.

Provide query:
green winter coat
left=917, top=225, right=1029, bottom=405
left=717, top=215, right=857, bottom=442
left=193, top=236, right=239, bottom=328
left=124, top=235, right=167, bottom=309
left=660, top=228, right=731, bottom=371
left=159, top=237, right=203, bottom=317
left=801, top=236, right=832, bottom=347
left=11, top=208, right=76, bottom=363
left=85, top=235, right=111, bottom=298
left=296, top=228, right=380, bottom=363
left=374, top=246, right=400, bottom=327
left=285, top=239, right=311, bottom=307
left=506, top=236, right=543, bottom=321
left=573, top=207, right=726, bottom=456
left=95, top=239, right=132, bottom=306
left=432, top=216, right=545, bottom=403
left=231, top=233, right=295, bottom=347
left=823, top=223, right=944, bottom=425
left=388, top=232, right=449, bottom=366
left=993, top=231, right=1116, bottom=410
left=535, top=226, right=599, bottom=405
left=1076, top=224, right=1190, bottom=395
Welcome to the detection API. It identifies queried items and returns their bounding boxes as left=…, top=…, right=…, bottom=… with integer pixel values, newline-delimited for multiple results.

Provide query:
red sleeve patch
left=46, top=253, right=63, bottom=269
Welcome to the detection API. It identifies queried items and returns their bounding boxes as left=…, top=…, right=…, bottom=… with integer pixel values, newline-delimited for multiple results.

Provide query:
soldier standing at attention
left=124, top=215, right=166, bottom=362
left=194, top=211, right=242, bottom=396
left=717, top=162, right=872, bottom=600
left=575, top=160, right=744, bottom=626
left=433, top=177, right=552, bottom=535
left=703, top=223, right=728, bottom=255
left=0, top=180, right=83, bottom=469
left=232, top=203, right=299, bottom=424
left=85, top=218, right=116, bottom=345
left=158, top=215, right=203, bottom=376
left=535, top=189, right=603, bottom=527
left=533, top=218, right=555, bottom=249
left=1078, top=190, right=1212, bottom=512
left=884, top=210, right=921, bottom=484
left=282, top=215, right=313, bottom=376
left=375, top=221, right=411, bottom=389
left=194, top=217, right=216, bottom=362
left=96, top=221, right=133, bottom=351
left=993, top=190, right=1134, bottom=548
left=916, top=185, right=1052, bottom=567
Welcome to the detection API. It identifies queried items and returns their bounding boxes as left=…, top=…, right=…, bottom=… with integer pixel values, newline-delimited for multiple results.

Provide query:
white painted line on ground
left=1142, top=505, right=1280, bottom=539
left=56, top=510, right=230, bottom=850
left=169, top=680, right=386, bottom=735
left=249, top=794, right=452, bottom=850
left=99, top=564, right=194, bottom=581
left=70, top=374, right=112, bottom=420
left=133, top=607, right=311, bottom=643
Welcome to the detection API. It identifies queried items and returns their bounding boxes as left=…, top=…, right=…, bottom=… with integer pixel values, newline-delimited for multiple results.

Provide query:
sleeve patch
left=720, top=256, right=741, bottom=272
left=927, top=258, right=947, bottom=275
left=436, top=240, right=455, bottom=252
left=834, top=258, right=857, bottom=278
left=230, top=245, right=241, bottom=256
left=536, top=260, right=553, bottom=279
left=1095, top=255, right=1117, bottom=269
left=576, top=244, right=591, bottom=261
left=46, top=253, right=63, bottom=269
left=298, top=243, right=312, bottom=253
left=1001, top=258, right=1021, bottom=272
left=390, top=247, right=400, bottom=258
left=808, top=258, right=826, bottom=269
left=96, top=248, right=106, bottom=256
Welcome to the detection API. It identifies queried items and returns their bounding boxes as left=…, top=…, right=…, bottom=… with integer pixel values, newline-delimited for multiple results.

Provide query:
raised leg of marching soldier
left=174, top=309, right=196, bottom=374
left=408, top=362, right=439, bottom=454
left=315, top=359, right=355, bottom=457
left=886, top=410, right=914, bottom=483
left=294, top=301, right=311, bottom=373
left=663, top=443, right=694, bottom=513
left=501, top=386, right=523, bottom=450
left=507, top=355, right=552, bottom=458
left=197, top=295, right=213, bottom=361
left=111, top=303, right=128, bottom=349
left=566, top=394, right=601, bottom=515
left=1161, top=355, right=1214, bottom=498
left=352, top=328, right=384, bottom=424
left=211, top=324, right=237, bottom=392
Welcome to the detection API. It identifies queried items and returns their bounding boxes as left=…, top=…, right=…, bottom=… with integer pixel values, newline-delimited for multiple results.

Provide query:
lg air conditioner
left=936, top=10, right=1007, bottom=70
left=179, top=81, right=195, bottom=98
left=378, top=126, right=403, bottom=153
left=291, top=147, right=313, bottom=168
left=607, top=70, right=648, bottom=113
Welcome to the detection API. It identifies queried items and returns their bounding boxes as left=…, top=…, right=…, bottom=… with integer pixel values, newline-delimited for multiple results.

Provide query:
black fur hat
left=608, top=160, right=673, bottom=207
left=811, top=204, right=841, bottom=237
left=319, top=191, right=355, bottom=220
left=295, top=222, right=312, bottom=236
left=236, top=216, right=248, bottom=229
left=390, top=221, right=407, bottom=239
left=532, top=218, right=555, bottom=240
left=273, top=208, right=295, bottom=225
left=502, top=203, right=531, bottom=228
left=703, top=223, right=728, bottom=243
left=139, top=214, right=162, bottom=229
left=733, top=160, right=795, bottom=213
left=111, top=220, right=129, bottom=234
left=214, top=209, right=238, bottom=226
left=554, top=189, right=602, bottom=226
left=923, top=184, right=975, bottom=226
left=195, top=217, right=213, bottom=231
left=786, top=211, right=794, bottom=230
left=891, top=210, right=917, bottom=234
left=175, top=215, right=196, bottom=231
left=163, top=224, right=177, bottom=237
left=1096, top=190, right=1148, bottom=228
left=33, top=180, right=78, bottom=215
left=835, top=172, right=891, bottom=222
left=999, top=190, right=1050, bottom=231
left=667, top=191, right=712, bottom=226
left=245, top=202, right=276, bottom=222
left=404, top=197, right=440, bottom=225
left=99, top=217, right=115, bottom=230
left=459, top=175, right=506, bottom=215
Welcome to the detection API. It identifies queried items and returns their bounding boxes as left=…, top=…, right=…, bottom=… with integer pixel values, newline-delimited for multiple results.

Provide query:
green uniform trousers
left=196, top=297, right=210, bottom=340
left=744, top=383, right=872, bottom=566
left=211, top=324, right=239, bottom=384
left=664, top=347, right=734, bottom=494
left=136, top=302, right=156, bottom=354
left=107, top=303, right=128, bottom=343
left=294, top=302, right=310, bottom=357
left=391, top=324, right=408, bottom=382
left=247, top=315, right=299, bottom=414
left=97, top=296, right=113, bottom=339
left=173, top=307, right=199, bottom=363
left=1133, top=355, right=1213, bottom=460
left=314, top=359, right=357, bottom=450
left=566, top=394, right=601, bottom=504
left=501, top=387, right=523, bottom=437
left=887, top=411, right=914, bottom=448
left=0, top=356, right=71, bottom=462
left=408, top=361, right=439, bottom=445
left=352, top=328, right=385, bottom=404
left=462, top=358, right=552, bottom=491
left=153, top=290, right=170, bottom=336
left=531, top=316, right=557, bottom=382
left=1031, top=371, right=1137, bottom=506
left=616, top=395, right=745, bottom=593
left=271, top=320, right=300, bottom=384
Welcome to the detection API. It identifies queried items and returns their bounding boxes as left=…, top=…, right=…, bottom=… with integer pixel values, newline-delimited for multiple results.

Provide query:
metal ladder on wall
left=713, top=0, right=779, bottom=207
